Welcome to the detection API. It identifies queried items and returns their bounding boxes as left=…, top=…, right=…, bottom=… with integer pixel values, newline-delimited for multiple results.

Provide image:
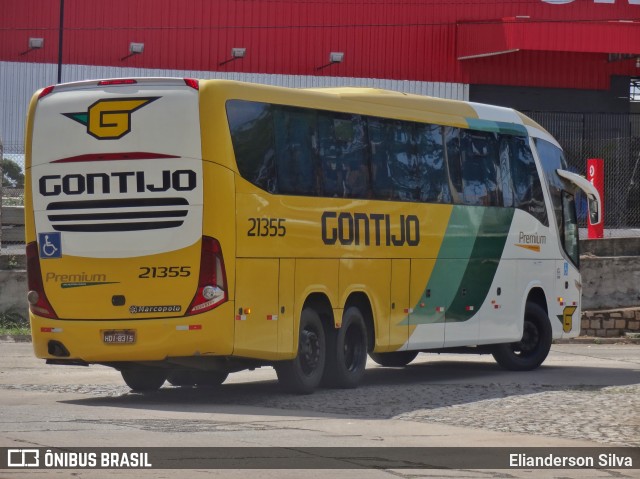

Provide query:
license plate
left=103, top=330, right=136, bottom=344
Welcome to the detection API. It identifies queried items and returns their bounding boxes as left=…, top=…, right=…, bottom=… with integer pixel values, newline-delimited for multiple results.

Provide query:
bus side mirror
left=556, top=169, right=602, bottom=227
left=588, top=194, right=601, bottom=225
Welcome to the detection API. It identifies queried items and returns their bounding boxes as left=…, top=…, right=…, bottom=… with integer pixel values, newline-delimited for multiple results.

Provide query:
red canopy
left=457, top=17, right=640, bottom=60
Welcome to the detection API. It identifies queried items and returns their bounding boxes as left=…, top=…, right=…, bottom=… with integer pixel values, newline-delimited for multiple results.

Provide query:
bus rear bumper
left=29, top=302, right=236, bottom=363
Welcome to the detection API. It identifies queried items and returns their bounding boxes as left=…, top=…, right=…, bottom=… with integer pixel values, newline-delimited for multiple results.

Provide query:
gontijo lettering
left=39, top=170, right=196, bottom=196
left=321, top=211, right=420, bottom=246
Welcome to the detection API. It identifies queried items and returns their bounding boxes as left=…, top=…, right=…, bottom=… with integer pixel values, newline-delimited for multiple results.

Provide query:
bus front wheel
left=275, top=307, right=326, bottom=394
left=121, top=367, right=167, bottom=391
left=492, top=302, right=552, bottom=371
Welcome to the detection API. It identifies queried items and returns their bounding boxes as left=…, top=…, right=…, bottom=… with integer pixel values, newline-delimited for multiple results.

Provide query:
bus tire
left=275, top=307, right=326, bottom=394
left=121, top=367, right=167, bottom=391
left=369, top=350, right=418, bottom=367
left=322, top=306, right=368, bottom=389
left=492, top=302, right=552, bottom=371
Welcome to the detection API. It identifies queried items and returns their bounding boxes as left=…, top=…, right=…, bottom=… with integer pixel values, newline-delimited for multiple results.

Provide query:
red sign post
left=586, top=158, right=604, bottom=239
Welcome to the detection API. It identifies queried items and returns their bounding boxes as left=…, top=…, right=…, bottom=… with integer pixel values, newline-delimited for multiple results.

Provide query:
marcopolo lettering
left=39, top=170, right=196, bottom=196
left=321, top=211, right=420, bottom=247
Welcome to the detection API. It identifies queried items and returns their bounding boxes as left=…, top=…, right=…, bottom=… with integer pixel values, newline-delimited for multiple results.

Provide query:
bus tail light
left=97, top=79, right=138, bottom=86
left=38, top=85, right=55, bottom=99
left=26, top=242, right=58, bottom=319
left=184, top=78, right=199, bottom=90
left=186, top=236, right=227, bottom=315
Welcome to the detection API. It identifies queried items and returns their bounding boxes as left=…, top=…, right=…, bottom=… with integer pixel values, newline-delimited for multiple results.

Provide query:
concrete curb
left=0, top=335, right=31, bottom=342
left=554, top=336, right=640, bottom=345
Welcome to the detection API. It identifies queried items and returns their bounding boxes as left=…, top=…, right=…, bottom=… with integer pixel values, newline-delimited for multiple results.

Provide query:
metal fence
left=1, top=140, right=25, bottom=256
left=527, top=112, right=640, bottom=237
left=1, top=142, right=25, bottom=204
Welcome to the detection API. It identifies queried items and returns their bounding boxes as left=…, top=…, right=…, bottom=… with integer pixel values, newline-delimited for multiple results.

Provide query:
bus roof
left=201, top=79, right=557, bottom=144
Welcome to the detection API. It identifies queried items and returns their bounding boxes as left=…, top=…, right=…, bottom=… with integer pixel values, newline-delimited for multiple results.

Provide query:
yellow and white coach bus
left=25, top=78, right=601, bottom=393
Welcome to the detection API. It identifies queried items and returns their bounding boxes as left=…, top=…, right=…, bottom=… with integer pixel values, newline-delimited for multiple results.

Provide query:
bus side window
left=274, top=107, right=317, bottom=196
left=414, top=123, right=450, bottom=204
left=318, top=113, right=344, bottom=197
left=368, top=118, right=394, bottom=200
left=444, top=127, right=464, bottom=204
left=317, top=113, right=371, bottom=199
left=499, top=136, right=515, bottom=207
left=394, top=120, right=420, bottom=201
left=512, top=137, right=548, bottom=225
left=339, top=115, right=370, bottom=199
left=226, top=100, right=277, bottom=194
left=460, top=130, right=501, bottom=207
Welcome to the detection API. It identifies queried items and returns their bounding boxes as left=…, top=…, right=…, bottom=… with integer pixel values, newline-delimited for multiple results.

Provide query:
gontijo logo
left=63, top=97, right=159, bottom=140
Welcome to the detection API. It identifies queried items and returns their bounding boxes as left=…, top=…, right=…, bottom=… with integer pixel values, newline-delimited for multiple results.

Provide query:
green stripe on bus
left=401, top=205, right=514, bottom=326
left=446, top=207, right=514, bottom=322
left=402, top=206, right=480, bottom=326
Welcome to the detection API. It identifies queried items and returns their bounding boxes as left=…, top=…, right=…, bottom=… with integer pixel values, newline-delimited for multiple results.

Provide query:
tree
left=1, top=158, right=24, bottom=188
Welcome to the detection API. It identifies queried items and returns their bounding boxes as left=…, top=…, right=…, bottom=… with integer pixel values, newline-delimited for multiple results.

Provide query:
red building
left=1, top=0, right=640, bottom=150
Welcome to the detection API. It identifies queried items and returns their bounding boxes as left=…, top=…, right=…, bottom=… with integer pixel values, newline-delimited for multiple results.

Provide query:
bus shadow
left=61, top=357, right=640, bottom=421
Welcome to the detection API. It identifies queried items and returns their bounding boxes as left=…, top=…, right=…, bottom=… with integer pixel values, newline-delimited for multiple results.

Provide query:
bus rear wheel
left=323, top=306, right=368, bottom=389
left=121, top=367, right=167, bottom=391
left=369, top=350, right=418, bottom=367
left=492, top=302, right=552, bottom=371
left=275, top=307, right=326, bottom=394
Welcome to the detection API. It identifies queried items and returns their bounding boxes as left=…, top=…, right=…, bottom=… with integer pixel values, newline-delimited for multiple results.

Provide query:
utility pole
left=57, top=0, right=64, bottom=84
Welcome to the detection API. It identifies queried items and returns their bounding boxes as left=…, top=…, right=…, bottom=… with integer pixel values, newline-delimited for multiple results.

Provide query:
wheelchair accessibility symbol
left=38, top=232, right=62, bottom=259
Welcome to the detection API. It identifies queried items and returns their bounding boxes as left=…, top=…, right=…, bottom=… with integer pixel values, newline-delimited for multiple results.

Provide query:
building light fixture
left=129, top=42, right=145, bottom=55
left=231, top=48, right=246, bottom=59
left=121, top=42, right=145, bottom=61
left=317, top=51, right=345, bottom=70
left=329, top=52, right=344, bottom=63
left=28, top=38, right=44, bottom=50
left=220, top=48, right=247, bottom=66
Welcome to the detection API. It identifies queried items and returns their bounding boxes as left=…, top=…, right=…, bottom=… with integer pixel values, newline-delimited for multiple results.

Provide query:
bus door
left=555, top=190, right=581, bottom=335
left=555, top=170, right=601, bottom=336
left=388, top=259, right=410, bottom=351
left=407, top=259, right=445, bottom=350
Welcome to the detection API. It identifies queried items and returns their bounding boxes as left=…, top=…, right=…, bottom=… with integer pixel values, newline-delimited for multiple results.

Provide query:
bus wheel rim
left=300, top=328, right=321, bottom=374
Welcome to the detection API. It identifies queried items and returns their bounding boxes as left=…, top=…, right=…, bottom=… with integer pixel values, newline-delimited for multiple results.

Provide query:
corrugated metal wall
left=0, top=61, right=468, bottom=154
left=2, top=0, right=639, bottom=88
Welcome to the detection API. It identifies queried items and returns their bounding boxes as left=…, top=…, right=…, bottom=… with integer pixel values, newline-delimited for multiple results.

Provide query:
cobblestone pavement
left=3, top=382, right=638, bottom=446
left=1, top=343, right=638, bottom=448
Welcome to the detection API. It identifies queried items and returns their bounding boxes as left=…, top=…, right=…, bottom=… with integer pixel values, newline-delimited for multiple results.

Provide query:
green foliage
left=0, top=309, right=29, bottom=335
left=1, top=196, right=24, bottom=206
left=2, top=158, right=24, bottom=188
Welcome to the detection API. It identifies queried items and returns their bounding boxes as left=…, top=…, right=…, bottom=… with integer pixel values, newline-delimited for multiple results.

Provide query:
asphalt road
left=0, top=341, right=639, bottom=478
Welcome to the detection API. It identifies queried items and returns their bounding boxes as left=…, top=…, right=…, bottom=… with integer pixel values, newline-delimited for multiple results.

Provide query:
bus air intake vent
left=46, top=198, right=188, bottom=232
